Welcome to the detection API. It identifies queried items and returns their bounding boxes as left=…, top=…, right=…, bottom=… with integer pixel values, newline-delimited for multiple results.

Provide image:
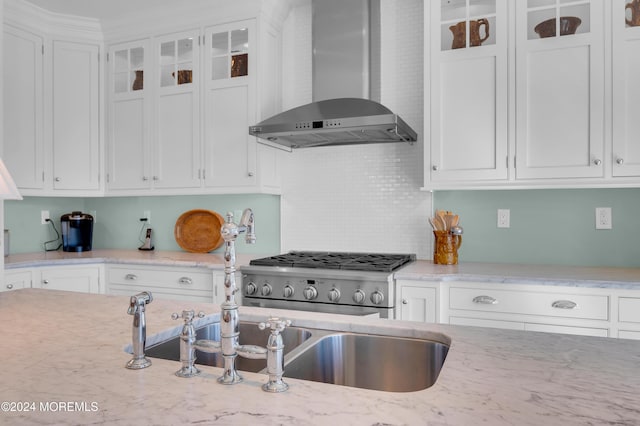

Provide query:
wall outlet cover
left=40, top=210, right=50, bottom=225
left=595, top=207, right=612, bottom=230
left=497, top=209, right=510, bottom=228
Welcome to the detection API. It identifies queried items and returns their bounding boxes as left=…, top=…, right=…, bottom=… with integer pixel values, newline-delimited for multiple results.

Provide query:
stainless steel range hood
left=249, top=98, right=417, bottom=148
left=249, top=0, right=418, bottom=149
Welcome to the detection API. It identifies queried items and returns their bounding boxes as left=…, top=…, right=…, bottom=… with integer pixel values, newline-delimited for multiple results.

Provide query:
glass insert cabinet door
left=440, top=0, right=497, bottom=51
left=113, top=46, right=144, bottom=93
left=209, top=28, right=249, bottom=80
left=159, top=37, right=194, bottom=87
left=526, top=0, right=590, bottom=39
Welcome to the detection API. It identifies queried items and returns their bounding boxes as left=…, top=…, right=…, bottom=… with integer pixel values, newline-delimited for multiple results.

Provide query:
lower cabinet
left=3, top=270, right=32, bottom=292
left=617, top=296, right=640, bottom=341
left=107, top=264, right=225, bottom=304
left=36, top=265, right=103, bottom=294
left=395, top=281, right=438, bottom=322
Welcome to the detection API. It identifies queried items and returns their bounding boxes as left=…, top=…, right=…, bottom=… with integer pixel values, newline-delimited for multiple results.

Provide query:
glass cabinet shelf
left=526, top=0, right=590, bottom=40
left=441, top=0, right=497, bottom=51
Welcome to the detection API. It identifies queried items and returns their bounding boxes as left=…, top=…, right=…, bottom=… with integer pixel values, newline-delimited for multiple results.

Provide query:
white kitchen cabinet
left=2, top=24, right=44, bottom=190
left=3, top=270, right=32, bottom=292
left=515, top=0, right=604, bottom=180
left=442, top=281, right=611, bottom=338
left=106, top=264, right=224, bottom=304
left=106, top=40, right=151, bottom=191
left=612, top=0, right=640, bottom=178
left=425, top=0, right=608, bottom=189
left=36, top=265, right=103, bottom=294
left=428, top=0, right=509, bottom=184
left=395, top=280, right=438, bottom=322
left=152, top=30, right=201, bottom=190
left=52, top=40, right=101, bottom=191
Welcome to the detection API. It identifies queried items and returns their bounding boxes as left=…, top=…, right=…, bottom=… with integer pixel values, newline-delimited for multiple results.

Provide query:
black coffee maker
left=61, top=211, right=94, bottom=252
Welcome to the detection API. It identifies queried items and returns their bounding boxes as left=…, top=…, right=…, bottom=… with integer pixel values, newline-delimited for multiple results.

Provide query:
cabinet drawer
left=108, top=266, right=212, bottom=291
left=618, top=298, right=640, bottom=324
left=450, top=287, right=609, bottom=320
left=618, top=330, right=640, bottom=340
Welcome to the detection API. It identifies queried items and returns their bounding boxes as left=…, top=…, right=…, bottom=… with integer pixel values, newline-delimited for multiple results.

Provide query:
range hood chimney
left=249, top=0, right=417, bottom=149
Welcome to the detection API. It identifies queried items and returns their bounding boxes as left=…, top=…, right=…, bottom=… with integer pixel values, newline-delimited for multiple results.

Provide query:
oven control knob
left=303, top=286, right=318, bottom=300
left=327, top=287, right=341, bottom=302
left=370, top=290, right=385, bottom=305
left=283, top=285, right=295, bottom=298
left=261, top=283, right=273, bottom=296
left=353, top=289, right=366, bottom=304
left=245, top=281, right=257, bottom=295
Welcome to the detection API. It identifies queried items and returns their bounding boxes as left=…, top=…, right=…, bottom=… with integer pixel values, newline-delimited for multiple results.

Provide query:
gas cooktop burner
left=249, top=251, right=416, bottom=273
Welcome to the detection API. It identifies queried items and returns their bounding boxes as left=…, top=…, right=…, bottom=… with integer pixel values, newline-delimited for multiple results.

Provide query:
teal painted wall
left=433, top=188, right=640, bottom=267
left=4, top=194, right=280, bottom=255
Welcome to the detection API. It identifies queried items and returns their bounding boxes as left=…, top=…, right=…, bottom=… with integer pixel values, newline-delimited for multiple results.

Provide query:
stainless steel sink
left=145, top=322, right=312, bottom=373
left=283, top=333, right=449, bottom=392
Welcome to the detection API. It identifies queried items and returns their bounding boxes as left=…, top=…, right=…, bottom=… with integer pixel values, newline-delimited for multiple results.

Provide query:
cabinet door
left=3, top=25, right=44, bottom=190
left=397, top=285, right=437, bottom=322
left=3, top=270, right=32, bottom=292
left=612, top=0, right=640, bottom=177
left=515, top=0, right=604, bottom=180
left=429, top=0, right=508, bottom=184
left=107, top=41, right=151, bottom=190
left=39, top=266, right=101, bottom=294
left=52, top=41, right=100, bottom=190
left=203, top=20, right=258, bottom=188
left=153, top=30, right=201, bottom=189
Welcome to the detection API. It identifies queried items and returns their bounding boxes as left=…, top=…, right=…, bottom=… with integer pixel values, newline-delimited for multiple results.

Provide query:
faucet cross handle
left=171, top=310, right=205, bottom=323
left=258, top=317, right=292, bottom=334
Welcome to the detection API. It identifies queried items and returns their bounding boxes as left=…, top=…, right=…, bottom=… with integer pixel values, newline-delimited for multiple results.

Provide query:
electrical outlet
left=595, top=207, right=612, bottom=230
left=143, top=210, right=151, bottom=224
left=41, top=210, right=50, bottom=225
left=497, top=209, right=510, bottom=228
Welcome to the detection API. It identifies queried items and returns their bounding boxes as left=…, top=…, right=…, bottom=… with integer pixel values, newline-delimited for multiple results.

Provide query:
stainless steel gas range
left=241, top=251, right=415, bottom=318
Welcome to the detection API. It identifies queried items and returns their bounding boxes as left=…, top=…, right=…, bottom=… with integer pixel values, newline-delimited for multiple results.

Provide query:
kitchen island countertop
left=1, top=288, right=638, bottom=425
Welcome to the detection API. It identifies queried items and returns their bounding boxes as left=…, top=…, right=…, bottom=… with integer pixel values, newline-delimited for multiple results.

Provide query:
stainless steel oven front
left=241, top=266, right=396, bottom=318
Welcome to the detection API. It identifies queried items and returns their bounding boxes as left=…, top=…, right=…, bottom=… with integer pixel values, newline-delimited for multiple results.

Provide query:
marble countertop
left=1, top=289, right=639, bottom=425
left=6, top=250, right=640, bottom=289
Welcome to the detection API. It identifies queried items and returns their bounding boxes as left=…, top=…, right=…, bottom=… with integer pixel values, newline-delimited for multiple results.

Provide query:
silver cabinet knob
left=6, top=284, right=14, bottom=290
left=432, top=165, right=439, bottom=171
left=54, top=177, right=60, bottom=182
left=472, top=295, right=498, bottom=305
left=593, top=159, right=602, bottom=166
left=42, top=279, right=49, bottom=285
left=248, top=171, right=255, bottom=177
left=616, top=158, right=624, bottom=165
left=402, top=298, right=408, bottom=305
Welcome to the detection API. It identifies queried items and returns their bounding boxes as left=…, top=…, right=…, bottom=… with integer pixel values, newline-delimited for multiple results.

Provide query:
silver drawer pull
left=472, top=295, right=498, bottom=305
left=179, top=277, right=193, bottom=285
left=125, top=274, right=138, bottom=281
left=551, top=300, right=577, bottom=310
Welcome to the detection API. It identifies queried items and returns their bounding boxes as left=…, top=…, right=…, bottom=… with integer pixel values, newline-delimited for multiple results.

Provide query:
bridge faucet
left=125, top=291, right=153, bottom=369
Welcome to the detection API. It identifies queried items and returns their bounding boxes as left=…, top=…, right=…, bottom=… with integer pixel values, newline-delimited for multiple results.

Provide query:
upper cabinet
left=612, top=0, right=640, bottom=177
left=426, top=0, right=617, bottom=190
left=515, top=0, right=604, bottom=180
left=2, top=1, right=103, bottom=196
left=429, top=0, right=509, bottom=183
left=106, top=18, right=281, bottom=195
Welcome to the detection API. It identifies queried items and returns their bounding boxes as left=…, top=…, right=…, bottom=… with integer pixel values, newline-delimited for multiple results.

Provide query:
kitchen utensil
left=534, top=16, right=581, bottom=38
left=174, top=209, right=224, bottom=253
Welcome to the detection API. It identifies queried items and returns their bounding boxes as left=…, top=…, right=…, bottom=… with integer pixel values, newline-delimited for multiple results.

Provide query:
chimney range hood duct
left=249, top=0, right=418, bottom=149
